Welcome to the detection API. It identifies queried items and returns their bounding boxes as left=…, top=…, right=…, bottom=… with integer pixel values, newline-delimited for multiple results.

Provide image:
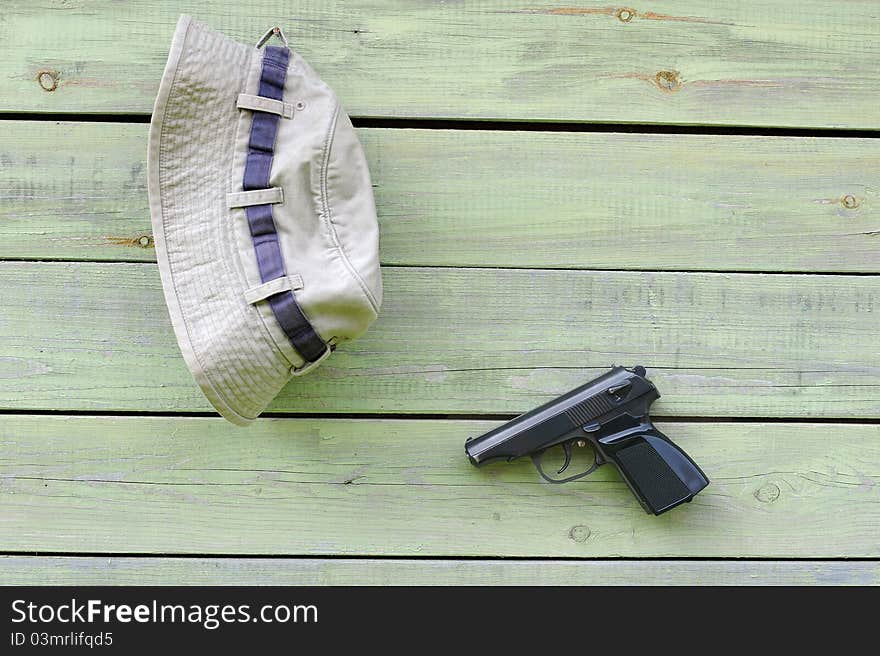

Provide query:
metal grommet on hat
left=148, top=15, right=382, bottom=425
left=255, top=25, right=290, bottom=49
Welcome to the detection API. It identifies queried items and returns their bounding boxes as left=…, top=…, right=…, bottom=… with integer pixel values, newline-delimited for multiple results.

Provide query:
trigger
left=557, top=442, right=572, bottom=475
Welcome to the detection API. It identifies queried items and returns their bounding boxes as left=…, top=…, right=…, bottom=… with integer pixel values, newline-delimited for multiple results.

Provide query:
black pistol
left=465, top=366, right=708, bottom=515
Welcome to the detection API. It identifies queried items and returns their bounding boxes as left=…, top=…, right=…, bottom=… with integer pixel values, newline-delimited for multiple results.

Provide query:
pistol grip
left=607, top=431, right=709, bottom=515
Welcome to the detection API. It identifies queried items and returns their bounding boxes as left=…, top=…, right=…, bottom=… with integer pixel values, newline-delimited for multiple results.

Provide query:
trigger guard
left=531, top=447, right=602, bottom=484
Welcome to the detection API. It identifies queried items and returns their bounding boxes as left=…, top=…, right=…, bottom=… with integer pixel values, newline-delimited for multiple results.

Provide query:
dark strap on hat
left=240, top=44, right=329, bottom=365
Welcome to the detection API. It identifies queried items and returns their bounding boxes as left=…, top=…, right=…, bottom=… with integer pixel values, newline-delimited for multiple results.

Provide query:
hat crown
left=250, top=47, right=382, bottom=345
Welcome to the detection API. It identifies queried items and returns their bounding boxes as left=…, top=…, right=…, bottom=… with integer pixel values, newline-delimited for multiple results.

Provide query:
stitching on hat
left=156, top=20, right=258, bottom=424
left=318, top=101, right=380, bottom=315
left=220, top=41, right=298, bottom=415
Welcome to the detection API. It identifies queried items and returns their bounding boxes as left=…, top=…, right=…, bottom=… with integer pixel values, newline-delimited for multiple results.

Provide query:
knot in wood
left=755, top=482, right=781, bottom=504
left=568, top=525, right=591, bottom=542
left=37, top=70, right=59, bottom=92
left=655, top=70, right=681, bottom=92
left=842, top=194, right=859, bottom=209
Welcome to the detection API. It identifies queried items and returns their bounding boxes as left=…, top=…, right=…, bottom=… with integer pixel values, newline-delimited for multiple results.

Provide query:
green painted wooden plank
left=2, top=2, right=880, bottom=128
left=2, top=122, right=878, bottom=271
left=0, top=262, right=878, bottom=417
left=1, top=557, right=877, bottom=585
left=1, top=417, right=878, bottom=557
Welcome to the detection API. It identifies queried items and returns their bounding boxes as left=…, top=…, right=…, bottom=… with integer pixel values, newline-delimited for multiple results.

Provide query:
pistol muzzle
left=464, top=437, right=479, bottom=466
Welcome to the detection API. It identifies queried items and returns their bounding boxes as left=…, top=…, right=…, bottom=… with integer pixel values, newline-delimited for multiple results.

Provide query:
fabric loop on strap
left=227, top=187, right=284, bottom=208
left=239, top=44, right=329, bottom=365
left=237, top=93, right=294, bottom=119
left=243, top=274, right=304, bottom=305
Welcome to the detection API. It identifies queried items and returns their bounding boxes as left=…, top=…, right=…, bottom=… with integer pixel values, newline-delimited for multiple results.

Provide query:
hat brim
left=148, top=16, right=296, bottom=425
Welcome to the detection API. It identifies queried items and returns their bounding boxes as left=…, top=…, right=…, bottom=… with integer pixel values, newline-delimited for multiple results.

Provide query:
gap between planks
left=2, top=112, right=880, bottom=139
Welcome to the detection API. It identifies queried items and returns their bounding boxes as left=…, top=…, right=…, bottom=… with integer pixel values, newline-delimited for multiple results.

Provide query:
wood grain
left=2, top=2, right=879, bottom=128
left=0, top=262, right=877, bottom=417
left=2, top=556, right=877, bottom=586
left=1, top=416, right=878, bottom=557
left=2, top=122, right=878, bottom=271
left=2, top=0, right=878, bottom=584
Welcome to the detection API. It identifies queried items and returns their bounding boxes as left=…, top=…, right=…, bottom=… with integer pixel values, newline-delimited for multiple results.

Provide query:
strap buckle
left=291, top=344, right=332, bottom=377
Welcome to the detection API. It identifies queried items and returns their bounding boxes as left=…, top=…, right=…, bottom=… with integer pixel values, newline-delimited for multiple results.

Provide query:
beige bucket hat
left=148, top=15, right=382, bottom=425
